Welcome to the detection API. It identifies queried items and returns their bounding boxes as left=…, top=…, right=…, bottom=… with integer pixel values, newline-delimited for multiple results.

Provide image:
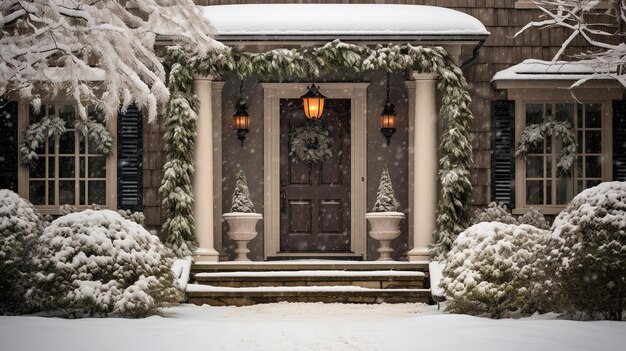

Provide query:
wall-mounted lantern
left=380, top=72, right=397, bottom=145
left=233, top=80, right=249, bottom=146
left=301, top=81, right=326, bottom=120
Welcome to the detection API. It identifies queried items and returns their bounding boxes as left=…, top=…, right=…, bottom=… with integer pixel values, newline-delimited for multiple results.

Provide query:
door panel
left=279, top=99, right=351, bottom=253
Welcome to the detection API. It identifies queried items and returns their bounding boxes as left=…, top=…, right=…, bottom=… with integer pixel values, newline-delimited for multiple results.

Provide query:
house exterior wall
left=140, top=0, right=605, bottom=248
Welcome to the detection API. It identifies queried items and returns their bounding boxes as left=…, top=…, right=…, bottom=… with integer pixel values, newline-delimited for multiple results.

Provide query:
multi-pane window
left=27, top=104, right=108, bottom=207
left=523, top=102, right=603, bottom=207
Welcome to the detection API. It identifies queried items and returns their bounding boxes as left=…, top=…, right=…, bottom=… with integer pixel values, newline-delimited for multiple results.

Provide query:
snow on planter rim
left=222, top=212, right=263, bottom=218
left=202, top=4, right=489, bottom=39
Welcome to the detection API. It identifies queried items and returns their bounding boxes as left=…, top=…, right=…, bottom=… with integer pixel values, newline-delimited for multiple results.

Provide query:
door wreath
left=289, top=121, right=333, bottom=164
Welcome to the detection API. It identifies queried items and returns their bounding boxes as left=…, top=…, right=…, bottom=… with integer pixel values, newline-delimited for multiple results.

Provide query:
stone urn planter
left=365, top=212, right=405, bottom=261
left=223, top=212, right=263, bottom=261
left=367, top=167, right=404, bottom=261
left=224, top=169, right=261, bottom=261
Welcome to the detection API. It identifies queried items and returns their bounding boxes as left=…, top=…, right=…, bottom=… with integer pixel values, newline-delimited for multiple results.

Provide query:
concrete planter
left=223, top=212, right=263, bottom=261
left=365, top=212, right=405, bottom=261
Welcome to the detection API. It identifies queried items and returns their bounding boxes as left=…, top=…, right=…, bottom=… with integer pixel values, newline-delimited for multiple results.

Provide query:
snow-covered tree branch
left=516, top=0, right=626, bottom=88
left=0, top=0, right=223, bottom=122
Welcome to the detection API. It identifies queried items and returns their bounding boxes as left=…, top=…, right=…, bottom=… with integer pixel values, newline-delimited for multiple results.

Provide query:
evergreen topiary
left=0, top=189, right=45, bottom=314
left=372, top=168, right=398, bottom=212
left=230, top=170, right=255, bottom=213
left=546, top=181, right=626, bottom=320
left=27, top=209, right=182, bottom=318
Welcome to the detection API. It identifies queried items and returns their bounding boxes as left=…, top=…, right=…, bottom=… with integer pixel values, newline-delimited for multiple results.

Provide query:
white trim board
left=261, top=82, right=369, bottom=260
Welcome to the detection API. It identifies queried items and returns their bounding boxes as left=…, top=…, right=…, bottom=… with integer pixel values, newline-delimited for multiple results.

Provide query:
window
left=20, top=102, right=116, bottom=213
left=519, top=102, right=608, bottom=212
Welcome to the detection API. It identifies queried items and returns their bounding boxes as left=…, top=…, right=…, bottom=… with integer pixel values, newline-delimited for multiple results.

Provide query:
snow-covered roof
left=492, top=59, right=615, bottom=81
left=202, top=4, right=489, bottom=41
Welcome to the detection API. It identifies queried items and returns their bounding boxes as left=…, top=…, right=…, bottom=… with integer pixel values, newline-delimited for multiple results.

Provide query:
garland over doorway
left=161, top=40, right=474, bottom=259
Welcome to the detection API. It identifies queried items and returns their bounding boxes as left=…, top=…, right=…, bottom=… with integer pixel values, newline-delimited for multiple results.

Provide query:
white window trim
left=513, top=100, right=612, bottom=215
left=17, top=100, right=117, bottom=215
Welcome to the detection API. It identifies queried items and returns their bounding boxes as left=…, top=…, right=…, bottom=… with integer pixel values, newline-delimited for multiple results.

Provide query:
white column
left=406, top=72, right=439, bottom=262
left=193, top=76, right=219, bottom=262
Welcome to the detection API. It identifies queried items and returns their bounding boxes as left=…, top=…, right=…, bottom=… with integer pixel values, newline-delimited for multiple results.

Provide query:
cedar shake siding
left=141, top=0, right=601, bottom=233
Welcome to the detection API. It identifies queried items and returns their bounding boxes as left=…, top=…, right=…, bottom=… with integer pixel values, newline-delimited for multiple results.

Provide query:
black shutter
left=614, top=100, right=626, bottom=182
left=491, top=100, right=516, bottom=207
left=0, top=101, right=18, bottom=191
left=117, top=105, right=143, bottom=211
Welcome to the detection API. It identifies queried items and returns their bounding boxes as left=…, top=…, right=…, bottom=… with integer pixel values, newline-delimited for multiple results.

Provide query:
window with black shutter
left=117, top=105, right=143, bottom=211
left=491, top=100, right=516, bottom=207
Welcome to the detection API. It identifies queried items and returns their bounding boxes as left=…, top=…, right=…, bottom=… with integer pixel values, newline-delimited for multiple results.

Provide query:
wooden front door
left=279, top=99, right=351, bottom=253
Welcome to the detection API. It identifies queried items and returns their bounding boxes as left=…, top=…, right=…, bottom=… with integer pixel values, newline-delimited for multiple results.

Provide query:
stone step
left=186, top=284, right=431, bottom=306
left=193, top=270, right=425, bottom=289
left=191, top=260, right=429, bottom=274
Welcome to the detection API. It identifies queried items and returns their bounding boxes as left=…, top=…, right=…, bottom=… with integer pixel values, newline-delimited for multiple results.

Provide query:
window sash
left=18, top=101, right=116, bottom=214
left=517, top=101, right=609, bottom=213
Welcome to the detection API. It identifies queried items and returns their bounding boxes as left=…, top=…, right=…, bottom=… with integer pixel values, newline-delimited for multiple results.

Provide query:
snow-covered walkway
left=1, top=303, right=624, bottom=351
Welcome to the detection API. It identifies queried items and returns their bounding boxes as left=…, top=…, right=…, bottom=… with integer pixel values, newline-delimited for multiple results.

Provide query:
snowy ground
left=1, top=303, right=624, bottom=351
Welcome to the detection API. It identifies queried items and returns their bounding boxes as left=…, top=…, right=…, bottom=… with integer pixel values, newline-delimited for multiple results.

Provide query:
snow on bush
left=27, top=209, right=182, bottom=318
left=0, top=190, right=45, bottom=313
left=440, top=222, right=549, bottom=318
left=547, top=181, right=626, bottom=320
left=518, top=207, right=550, bottom=230
left=60, top=204, right=145, bottom=226
left=471, top=202, right=517, bottom=225
left=472, top=202, right=549, bottom=229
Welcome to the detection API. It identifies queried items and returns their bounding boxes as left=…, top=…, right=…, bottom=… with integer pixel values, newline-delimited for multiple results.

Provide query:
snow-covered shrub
left=519, top=207, right=550, bottom=230
left=471, top=202, right=549, bottom=229
left=60, top=204, right=145, bottom=226
left=548, top=181, right=626, bottom=320
left=372, top=168, right=398, bottom=212
left=0, top=189, right=45, bottom=313
left=27, top=209, right=182, bottom=318
left=230, top=170, right=255, bottom=213
left=440, top=222, right=549, bottom=318
left=471, top=202, right=517, bottom=225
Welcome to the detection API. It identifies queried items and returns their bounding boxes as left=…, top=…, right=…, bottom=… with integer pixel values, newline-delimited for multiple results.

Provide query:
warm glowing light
left=301, top=83, right=327, bottom=119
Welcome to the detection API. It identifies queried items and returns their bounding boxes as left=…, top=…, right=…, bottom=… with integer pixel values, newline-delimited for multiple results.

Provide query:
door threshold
left=267, top=253, right=363, bottom=261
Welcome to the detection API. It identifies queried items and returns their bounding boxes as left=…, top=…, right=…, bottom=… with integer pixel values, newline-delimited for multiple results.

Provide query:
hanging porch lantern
left=233, top=80, right=250, bottom=146
left=380, top=73, right=397, bottom=145
left=301, top=82, right=327, bottom=119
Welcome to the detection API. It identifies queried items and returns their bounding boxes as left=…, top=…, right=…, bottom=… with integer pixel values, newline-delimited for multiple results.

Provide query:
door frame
left=262, top=82, right=369, bottom=259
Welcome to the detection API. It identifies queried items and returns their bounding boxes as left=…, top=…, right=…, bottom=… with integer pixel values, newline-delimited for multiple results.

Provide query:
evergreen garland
left=372, top=168, right=399, bottom=212
left=74, top=118, right=113, bottom=155
left=230, top=170, right=255, bottom=213
left=159, top=57, right=199, bottom=258
left=20, top=115, right=113, bottom=167
left=515, top=118, right=577, bottom=177
left=19, top=116, right=66, bottom=167
left=163, top=40, right=474, bottom=259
